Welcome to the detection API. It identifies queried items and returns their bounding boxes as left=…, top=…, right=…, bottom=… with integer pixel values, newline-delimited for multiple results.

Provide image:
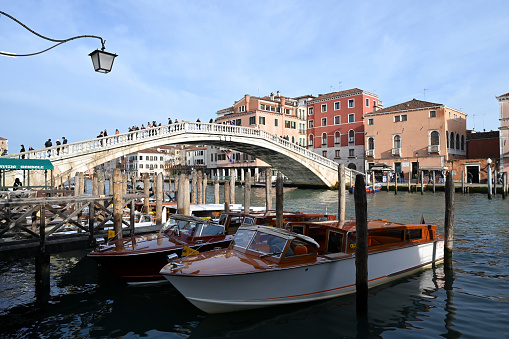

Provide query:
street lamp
left=0, top=11, right=117, bottom=73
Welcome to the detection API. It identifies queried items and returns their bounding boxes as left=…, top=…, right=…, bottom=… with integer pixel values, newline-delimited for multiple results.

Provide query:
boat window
left=327, top=231, right=344, bottom=253
left=194, top=223, right=225, bottom=237
left=406, top=228, right=422, bottom=241
left=368, top=229, right=404, bottom=246
left=301, top=216, right=329, bottom=222
left=292, top=225, right=304, bottom=235
left=248, top=232, right=287, bottom=258
left=284, top=239, right=312, bottom=258
left=242, top=217, right=255, bottom=225
left=218, top=214, right=228, bottom=225
left=232, top=229, right=256, bottom=248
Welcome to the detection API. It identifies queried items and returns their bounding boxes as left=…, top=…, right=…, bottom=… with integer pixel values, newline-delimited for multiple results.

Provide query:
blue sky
left=1, top=1, right=508, bottom=153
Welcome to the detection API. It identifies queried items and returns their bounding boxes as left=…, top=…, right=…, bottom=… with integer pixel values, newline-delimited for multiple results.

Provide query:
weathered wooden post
left=183, top=173, right=190, bottom=216
left=108, top=173, right=113, bottom=196
left=123, top=173, right=128, bottom=196
left=174, top=174, right=179, bottom=202
left=39, top=206, right=46, bottom=254
left=276, top=172, right=284, bottom=228
left=493, top=169, right=497, bottom=196
left=214, top=176, right=220, bottom=204
left=67, top=175, right=71, bottom=191
left=88, top=198, right=96, bottom=247
left=265, top=169, right=272, bottom=210
left=461, top=171, right=465, bottom=194
left=224, top=179, right=231, bottom=212
left=197, top=169, right=203, bottom=204
left=338, top=164, right=346, bottom=226
left=386, top=172, right=390, bottom=192
left=487, top=160, right=493, bottom=200
left=433, top=171, right=436, bottom=193
left=79, top=172, right=85, bottom=194
left=503, top=172, right=508, bottom=199
left=444, top=171, right=455, bottom=270
left=177, top=173, right=185, bottom=215
left=113, top=168, right=123, bottom=240
left=35, top=253, right=50, bottom=303
left=74, top=172, right=81, bottom=196
left=144, top=174, right=150, bottom=213
left=156, top=172, right=163, bottom=225
left=99, top=171, right=105, bottom=196
left=394, top=172, right=398, bottom=195
left=408, top=172, right=411, bottom=193
left=191, top=169, right=197, bottom=204
left=92, top=173, right=99, bottom=196
left=420, top=170, right=424, bottom=195
left=244, top=170, right=251, bottom=213
left=230, top=170, right=235, bottom=204
left=354, top=174, right=368, bottom=315
left=202, top=173, right=208, bottom=204
left=130, top=198, right=136, bottom=237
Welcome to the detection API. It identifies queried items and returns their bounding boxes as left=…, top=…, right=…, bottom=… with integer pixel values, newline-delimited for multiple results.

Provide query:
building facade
left=306, top=88, right=381, bottom=172
left=0, top=137, right=8, bottom=156
left=364, top=99, right=467, bottom=182
left=497, top=92, right=509, bottom=175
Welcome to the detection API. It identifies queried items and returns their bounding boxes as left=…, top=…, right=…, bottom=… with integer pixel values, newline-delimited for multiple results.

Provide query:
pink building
left=364, top=99, right=467, bottom=182
left=306, top=88, right=381, bottom=171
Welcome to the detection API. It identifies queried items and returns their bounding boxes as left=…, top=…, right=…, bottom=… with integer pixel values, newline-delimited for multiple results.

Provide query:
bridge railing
left=6, top=121, right=359, bottom=179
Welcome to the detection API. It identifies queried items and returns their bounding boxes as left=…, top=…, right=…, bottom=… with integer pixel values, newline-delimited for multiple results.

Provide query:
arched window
left=431, top=131, right=440, bottom=145
left=461, top=135, right=465, bottom=151
left=450, top=132, right=455, bottom=149
left=348, top=129, right=355, bottom=144
left=347, top=163, right=357, bottom=170
left=322, top=133, right=327, bottom=145
left=393, top=135, right=401, bottom=148
left=367, top=137, right=375, bottom=150
left=309, top=134, right=314, bottom=146
left=446, top=131, right=449, bottom=148
left=334, top=131, right=341, bottom=144
left=456, top=134, right=460, bottom=150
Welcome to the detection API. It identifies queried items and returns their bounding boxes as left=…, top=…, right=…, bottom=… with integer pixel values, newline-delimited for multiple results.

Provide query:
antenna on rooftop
left=472, top=114, right=476, bottom=130
left=423, top=88, right=428, bottom=100
left=338, top=81, right=342, bottom=91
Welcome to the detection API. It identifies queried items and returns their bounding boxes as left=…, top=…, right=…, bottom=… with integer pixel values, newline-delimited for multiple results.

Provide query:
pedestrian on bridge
left=20, top=145, right=25, bottom=159
left=45, top=139, right=52, bottom=157
left=56, top=138, right=61, bottom=155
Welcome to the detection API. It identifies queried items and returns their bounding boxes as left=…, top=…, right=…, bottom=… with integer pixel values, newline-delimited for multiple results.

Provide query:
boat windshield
left=232, top=229, right=256, bottom=248
left=248, top=232, right=287, bottom=258
left=161, top=218, right=217, bottom=236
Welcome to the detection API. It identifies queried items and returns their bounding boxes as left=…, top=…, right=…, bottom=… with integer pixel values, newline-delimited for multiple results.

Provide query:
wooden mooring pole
left=224, top=179, right=231, bottom=213
left=144, top=174, right=150, bottom=213
left=354, top=174, right=368, bottom=316
left=113, top=168, right=123, bottom=240
left=244, top=171, right=251, bottom=213
left=444, top=171, right=455, bottom=270
left=197, top=169, right=203, bottom=204
left=230, top=170, right=235, bottom=204
left=214, top=176, right=220, bottom=204
left=202, top=172, right=207, bottom=204
left=265, top=169, right=272, bottom=210
left=394, top=172, right=398, bottom=195
left=156, top=172, right=163, bottom=225
left=276, top=172, right=284, bottom=228
left=183, top=173, right=190, bottom=216
left=503, top=172, right=508, bottom=199
left=338, top=164, right=346, bottom=226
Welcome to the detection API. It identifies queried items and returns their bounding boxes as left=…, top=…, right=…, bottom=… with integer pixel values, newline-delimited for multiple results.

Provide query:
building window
left=373, top=100, right=377, bottom=108
left=259, top=116, right=266, bottom=125
left=401, top=114, right=407, bottom=121
left=308, top=107, right=314, bottom=115
left=139, top=156, right=143, bottom=160
left=285, top=120, right=291, bottom=128
left=394, top=134, right=401, bottom=148
left=291, top=121, right=296, bottom=129
left=322, top=133, right=327, bottom=145
left=260, top=104, right=265, bottom=110
left=348, top=99, right=354, bottom=108
left=334, top=102, right=341, bottom=110
left=322, top=118, right=327, bottom=126
left=274, top=118, right=278, bottom=127
left=368, top=118, right=374, bottom=125
left=367, top=137, right=374, bottom=150
left=430, top=110, right=437, bottom=118
left=308, top=120, right=314, bottom=128
left=455, top=134, right=460, bottom=150
left=309, top=134, right=314, bottom=146
left=249, top=116, right=255, bottom=125
left=450, top=132, right=455, bottom=149
left=431, top=131, right=440, bottom=146
left=139, top=164, right=143, bottom=169
left=348, top=129, right=355, bottom=144
left=335, top=131, right=341, bottom=144
left=322, top=150, right=327, bottom=157
left=394, top=115, right=400, bottom=122
left=366, top=98, right=369, bottom=107
left=236, top=119, right=242, bottom=126
left=334, top=116, right=340, bottom=125
left=335, top=150, right=340, bottom=158
left=321, top=104, right=327, bottom=112
left=461, top=135, right=465, bottom=151
left=348, top=114, right=355, bottom=123
left=454, top=114, right=457, bottom=120
left=349, top=149, right=355, bottom=157
left=270, top=106, right=275, bottom=112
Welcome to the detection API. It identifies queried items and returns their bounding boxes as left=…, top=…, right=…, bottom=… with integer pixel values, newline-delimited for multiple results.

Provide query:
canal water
left=1, top=188, right=508, bottom=338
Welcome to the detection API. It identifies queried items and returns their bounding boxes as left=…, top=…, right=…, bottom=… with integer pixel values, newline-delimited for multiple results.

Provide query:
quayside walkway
left=5, top=122, right=362, bottom=188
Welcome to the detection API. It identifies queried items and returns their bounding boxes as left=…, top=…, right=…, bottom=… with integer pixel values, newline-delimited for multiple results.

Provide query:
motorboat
left=88, top=214, right=235, bottom=283
left=348, top=183, right=383, bottom=193
left=160, top=218, right=444, bottom=313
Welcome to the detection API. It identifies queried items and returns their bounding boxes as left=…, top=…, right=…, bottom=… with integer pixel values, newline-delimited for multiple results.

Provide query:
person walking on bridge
left=62, top=137, right=67, bottom=154
left=20, top=145, right=25, bottom=159
left=45, top=138, right=52, bottom=157
left=56, top=138, right=61, bottom=155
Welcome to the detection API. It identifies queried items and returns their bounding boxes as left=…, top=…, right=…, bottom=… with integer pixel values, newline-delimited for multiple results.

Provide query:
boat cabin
left=160, top=214, right=226, bottom=240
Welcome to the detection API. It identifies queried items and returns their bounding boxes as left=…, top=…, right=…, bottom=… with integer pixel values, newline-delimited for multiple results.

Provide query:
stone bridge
left=5, top=122, right=362, bottom=188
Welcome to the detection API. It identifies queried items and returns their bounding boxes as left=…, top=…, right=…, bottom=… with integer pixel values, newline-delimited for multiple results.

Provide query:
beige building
left=497, top=92, right=509, bottom=175
left=364, top=99, right=467, bottom=182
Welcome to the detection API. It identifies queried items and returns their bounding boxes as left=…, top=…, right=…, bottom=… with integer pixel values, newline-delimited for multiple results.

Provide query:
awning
left=0, top=159, right=53, bottom=170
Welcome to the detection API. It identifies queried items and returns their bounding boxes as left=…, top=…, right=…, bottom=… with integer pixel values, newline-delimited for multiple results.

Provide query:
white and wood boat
left=160, top=219, right=444, bottom=314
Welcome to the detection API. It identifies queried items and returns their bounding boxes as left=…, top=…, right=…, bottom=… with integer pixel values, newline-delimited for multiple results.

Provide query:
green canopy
left=0, top=158, right=53, bottom=170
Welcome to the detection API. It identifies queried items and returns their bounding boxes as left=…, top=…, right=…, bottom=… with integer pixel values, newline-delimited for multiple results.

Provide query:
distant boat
left=160, top=218, right=444, bottom=314
left=348, top=183, right=382, bottom=193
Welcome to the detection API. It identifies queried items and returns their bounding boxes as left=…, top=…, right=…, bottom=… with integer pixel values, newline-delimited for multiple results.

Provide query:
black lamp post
left=0, top=11, right=117, bottom=73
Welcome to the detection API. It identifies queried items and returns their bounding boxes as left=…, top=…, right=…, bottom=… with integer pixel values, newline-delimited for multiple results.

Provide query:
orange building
left=306, top=88, right=381, bottom=172
left=364, top=99, right=467, bottom=182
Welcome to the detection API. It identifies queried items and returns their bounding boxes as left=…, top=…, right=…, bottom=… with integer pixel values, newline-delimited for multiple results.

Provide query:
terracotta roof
left=0, top=137, right=7, bottom=140
left=368, top=99, right=442, bottom=115
left=497, top=92, right=509, bottom=98
left=313, top=88, right=364, bottom=101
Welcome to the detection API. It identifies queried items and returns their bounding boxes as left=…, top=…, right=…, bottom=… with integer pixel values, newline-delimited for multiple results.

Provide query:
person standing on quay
left=20, top=145, right=25, bottom=159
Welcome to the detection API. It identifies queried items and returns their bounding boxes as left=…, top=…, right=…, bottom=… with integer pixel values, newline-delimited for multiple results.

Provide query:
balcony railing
left=392, top=148, right=401, bottom=156
left=428, top=145, right=440, bottom=154
left=365, top=149, right=374, bottom=157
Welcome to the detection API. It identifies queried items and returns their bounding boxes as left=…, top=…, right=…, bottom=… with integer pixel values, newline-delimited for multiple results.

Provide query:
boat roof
left=289, top=218, right=435, bottom=232
left=239, top=225, right=320, bottom=248
left=168, top=214, right=216, bottom=224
